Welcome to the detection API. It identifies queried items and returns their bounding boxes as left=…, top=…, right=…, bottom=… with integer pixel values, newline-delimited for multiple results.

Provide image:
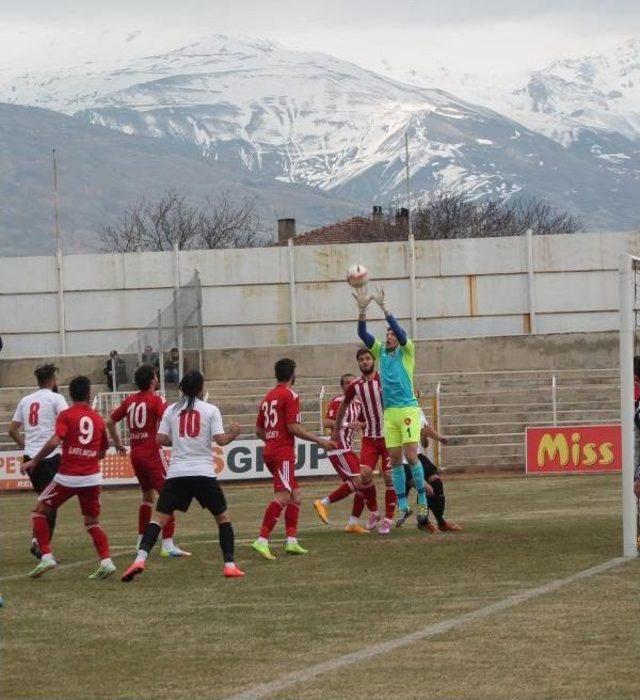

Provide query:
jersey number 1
left=179, top=411, right=201, bottom=438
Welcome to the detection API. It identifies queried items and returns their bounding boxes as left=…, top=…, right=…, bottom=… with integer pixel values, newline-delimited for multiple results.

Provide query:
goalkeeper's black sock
left=427, top=478, right=446, bottom=526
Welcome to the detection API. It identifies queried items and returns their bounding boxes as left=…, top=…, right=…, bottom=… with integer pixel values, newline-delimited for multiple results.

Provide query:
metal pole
left=52, top=149, right=66, bottom=355
left=318, top=385, right=325, bottom=433
left=526, top=228, right=537, bottom=334
left=434, top=381, right=443, bottom=469
left=173, top=243, right=184, bottom=381
left=405, top=133, right=418, bottom=339
left=619, top=253, right=638, bottom=558
left=551, top=375, right=557, bottom=427
left=111, top=356, right=117, bottom=394
left=288, top=238, right=298, bottom=345
left=157, top=309, right=165, bottom=397
left=194, top=270, right=204, bottom=373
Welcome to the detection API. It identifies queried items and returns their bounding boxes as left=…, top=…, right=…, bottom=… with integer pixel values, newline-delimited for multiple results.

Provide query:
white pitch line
left=224, top=556, right=631, bottom=700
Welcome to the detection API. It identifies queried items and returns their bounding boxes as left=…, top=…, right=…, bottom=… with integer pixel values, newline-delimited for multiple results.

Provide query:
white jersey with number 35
left=12, top=389, right=68, bottom=457
left=158, top=398, right=224, bottom=479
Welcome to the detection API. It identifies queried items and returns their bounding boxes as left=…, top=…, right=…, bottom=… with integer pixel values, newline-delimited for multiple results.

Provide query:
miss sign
left=525, top=425, right=621, bottom=474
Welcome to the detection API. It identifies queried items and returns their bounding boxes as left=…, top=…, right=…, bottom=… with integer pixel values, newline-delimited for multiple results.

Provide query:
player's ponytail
left=175, top=370, right=205, bottom=414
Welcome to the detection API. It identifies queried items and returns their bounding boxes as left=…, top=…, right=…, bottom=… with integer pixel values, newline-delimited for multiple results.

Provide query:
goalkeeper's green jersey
left=370, top=338, right=419, bottom=409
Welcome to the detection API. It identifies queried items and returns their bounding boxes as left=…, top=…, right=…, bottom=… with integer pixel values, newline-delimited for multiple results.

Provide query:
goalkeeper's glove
left=352, top=288, right=373, bottom=320
left=371, top=286, right=389, bottom=316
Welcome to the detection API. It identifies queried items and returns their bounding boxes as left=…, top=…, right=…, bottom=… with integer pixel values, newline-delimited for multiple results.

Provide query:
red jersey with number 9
left=110, top=391, right=166, bottom=453
left=257, top=384, right=301, bottom=460
left=55, top=404, right=109, bottom=478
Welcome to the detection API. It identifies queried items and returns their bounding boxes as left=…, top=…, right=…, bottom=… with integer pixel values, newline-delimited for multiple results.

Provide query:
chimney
left=395, top=208, right=409, bottom=226
left=372, top=205, right=383, bottom=223
left=278, top=218, right=296, bottom=244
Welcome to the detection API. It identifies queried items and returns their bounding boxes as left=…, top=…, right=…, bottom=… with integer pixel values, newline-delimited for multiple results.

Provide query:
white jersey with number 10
left=158, top=398, right=224, bottom=479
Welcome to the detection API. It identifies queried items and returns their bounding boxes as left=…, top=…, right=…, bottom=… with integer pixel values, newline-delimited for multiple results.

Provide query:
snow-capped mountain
left=2, top=35, right=639, bottom=230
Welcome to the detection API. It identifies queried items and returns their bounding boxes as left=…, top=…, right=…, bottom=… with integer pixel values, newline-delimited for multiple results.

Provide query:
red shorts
left=131, top=449, right=167, bottom=492
left=360, top=437, right=390, bottom=472
left=38, top=481, right=101, bottom=518
left=264, top=454, right=298, bottom=493
left=328, top=451, right=361, bottom=482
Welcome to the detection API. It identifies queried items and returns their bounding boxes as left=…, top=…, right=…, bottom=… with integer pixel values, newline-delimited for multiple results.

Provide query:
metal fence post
left=526, top=228, right=537, bottom=334
left=433, top=381, right=443, bottom=469
left=318, top=385, right=325, bottom=433
left=288, top=238, right=298, bottom=345
left=157, top=309, right=165, bottom=396
left=551, top=375, right=557, bottom=426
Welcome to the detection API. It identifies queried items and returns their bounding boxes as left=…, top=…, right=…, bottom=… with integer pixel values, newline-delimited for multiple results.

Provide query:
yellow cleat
left=344, top=523, right=370, bottom=534
left=251, top=540, right=276, bottom=560
left=313, top=499, right=329, bottom=525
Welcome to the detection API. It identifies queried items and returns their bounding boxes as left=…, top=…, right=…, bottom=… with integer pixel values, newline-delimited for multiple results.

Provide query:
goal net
left=618, top=254, right=640, bottom=557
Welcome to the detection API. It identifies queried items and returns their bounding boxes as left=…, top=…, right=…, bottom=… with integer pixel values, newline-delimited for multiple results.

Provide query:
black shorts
left=404, top=455, right=439, bottom=486
left=156, top=476, right=227, bottom=516
left=24, top=454, right=60, bottom=494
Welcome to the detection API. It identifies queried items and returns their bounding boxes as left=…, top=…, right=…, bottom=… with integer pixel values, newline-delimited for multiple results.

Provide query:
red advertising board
left=525, top=424, right=621, bottom=475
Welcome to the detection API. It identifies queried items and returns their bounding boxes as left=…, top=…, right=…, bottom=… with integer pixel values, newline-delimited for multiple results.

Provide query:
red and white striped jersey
left=344, top=373, right=384, bottom=439
left=325, top=394, right=363, bottom=453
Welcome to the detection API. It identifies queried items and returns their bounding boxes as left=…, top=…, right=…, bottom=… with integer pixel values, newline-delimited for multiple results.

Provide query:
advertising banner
left=525, top=424, right=621, bottom=475
left=0, top=440, right=335, bottom=491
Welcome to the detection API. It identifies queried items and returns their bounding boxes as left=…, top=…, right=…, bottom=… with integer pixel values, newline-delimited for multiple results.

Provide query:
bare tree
left=100, top=190, right=262, bottom=252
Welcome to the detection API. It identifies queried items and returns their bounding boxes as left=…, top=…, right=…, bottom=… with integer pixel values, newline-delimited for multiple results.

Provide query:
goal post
left=618, top=253, right=639, bottom=558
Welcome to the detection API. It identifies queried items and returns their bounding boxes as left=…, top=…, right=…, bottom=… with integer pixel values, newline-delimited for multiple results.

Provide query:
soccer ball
left=347, top=264, right=369, bottom=288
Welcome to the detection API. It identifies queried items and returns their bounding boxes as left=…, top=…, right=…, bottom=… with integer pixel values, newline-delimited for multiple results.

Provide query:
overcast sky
left=2, top=0, right=639, bottom=78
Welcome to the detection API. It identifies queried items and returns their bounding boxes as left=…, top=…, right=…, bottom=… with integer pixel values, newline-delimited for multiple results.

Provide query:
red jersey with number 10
left=111, top=391, right=166, bottom=453
left=257, top=384, right=301, bottom=460
left=55, top=404, right=109, bottom=479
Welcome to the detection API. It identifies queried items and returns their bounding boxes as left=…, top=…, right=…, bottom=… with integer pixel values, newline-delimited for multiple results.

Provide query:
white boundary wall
left=2, top=231, right=639, bottom=359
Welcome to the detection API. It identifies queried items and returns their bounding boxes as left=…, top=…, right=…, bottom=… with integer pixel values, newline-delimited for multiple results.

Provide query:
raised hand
left=352, top=287, right=373, bottom=314
left=372, top=286, right=389, bottom=314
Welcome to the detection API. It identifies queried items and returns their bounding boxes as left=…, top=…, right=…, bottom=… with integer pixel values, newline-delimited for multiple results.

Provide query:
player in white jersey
left=122, top=371, right=245, bottom=581
left=8, top=364, right=68, bottom=558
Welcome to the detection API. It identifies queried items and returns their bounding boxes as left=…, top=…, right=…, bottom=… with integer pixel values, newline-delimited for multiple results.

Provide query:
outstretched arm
left=372, top=287, right=408, bottom=346
left=353, top=288, right=375, bottom=348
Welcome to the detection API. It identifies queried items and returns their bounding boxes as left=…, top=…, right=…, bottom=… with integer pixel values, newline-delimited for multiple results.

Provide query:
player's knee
left=84, top=517, right=99, bottom=528
left=215, top=510, right=230, bottom=525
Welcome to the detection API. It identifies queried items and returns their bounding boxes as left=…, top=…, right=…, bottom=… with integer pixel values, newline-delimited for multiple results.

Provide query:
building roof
left=289, top=216, right=408, bottom=246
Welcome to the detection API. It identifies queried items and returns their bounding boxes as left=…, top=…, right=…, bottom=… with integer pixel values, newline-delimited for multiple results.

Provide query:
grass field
left=1, top=474, right=639, bottom=700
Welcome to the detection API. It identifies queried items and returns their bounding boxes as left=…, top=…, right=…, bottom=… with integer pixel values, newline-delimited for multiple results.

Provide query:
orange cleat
left=224, top=564, right=245, bottom=578
left=439, top=520, right=463, bottom=532
left=121, top=560, right=145, bottom=582
left=344, top=523, right=370, bottom=534
left=313, top=499, right=329, bottom=525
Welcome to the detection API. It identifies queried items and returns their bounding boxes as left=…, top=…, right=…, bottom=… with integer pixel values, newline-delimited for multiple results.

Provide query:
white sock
left=370, top=511, right=379, bottom=518
left=136, top=534, right=142, bottom=549
left=287, top=537, right=298, bottom=545
left=257, top=536, right=268, bottom=546
left=135, top=550, right=148, bottom=563
left=41, top=553, right=55, bottom=563
left=224, top=561, right=235, bottom=569
left=348, top=516, right=359, bottom=526
left=321, top=497, right=330, bottom=506
left=100, top=558, right=113, bottom=567
left=162, top=538, right=175, bottom=551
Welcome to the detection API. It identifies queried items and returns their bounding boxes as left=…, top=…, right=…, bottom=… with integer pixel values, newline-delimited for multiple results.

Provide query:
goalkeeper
left=354, top=286, right=430, bottom=530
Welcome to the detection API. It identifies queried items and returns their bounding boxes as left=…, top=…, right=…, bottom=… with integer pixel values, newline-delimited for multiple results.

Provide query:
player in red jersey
left=252, top=358, right=336, bottom=560
left=313, top=373, right=378, bottom=533
left=107, top=364, right=189, bottom=557
left=22, top=376, right=116, bottom=580
left=331, top=347, right=397, bottom=534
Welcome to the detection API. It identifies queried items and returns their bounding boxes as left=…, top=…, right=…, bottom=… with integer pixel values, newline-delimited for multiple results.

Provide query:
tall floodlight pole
left=53, top=149, right=66, bottom=355
left=405, top=132, right=418, bottom=339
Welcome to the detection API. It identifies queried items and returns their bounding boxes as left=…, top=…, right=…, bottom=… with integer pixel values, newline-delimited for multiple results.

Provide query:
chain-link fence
left=107, top=271, right=204, bottom=393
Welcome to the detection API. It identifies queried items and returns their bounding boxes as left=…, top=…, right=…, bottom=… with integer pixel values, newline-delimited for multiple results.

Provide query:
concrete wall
left=0, top=331, right=619, bottom=387
left=1, top=231, right=639, bottom=359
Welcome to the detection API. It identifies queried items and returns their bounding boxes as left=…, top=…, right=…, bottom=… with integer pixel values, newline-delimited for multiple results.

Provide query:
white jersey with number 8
left=12, top=389, right=68, bottom=457
left=158, top=398, right=224, bottom=479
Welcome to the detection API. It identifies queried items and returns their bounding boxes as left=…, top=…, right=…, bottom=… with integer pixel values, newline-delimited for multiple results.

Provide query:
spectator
left=142, top=344, right=159, bottom=368
left=164, top=347, right=180, bottom=385
left=104, top=350, right=127, bottom=390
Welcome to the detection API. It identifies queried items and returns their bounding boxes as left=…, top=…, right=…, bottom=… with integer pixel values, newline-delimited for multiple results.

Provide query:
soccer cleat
left=416, top=504, right=430, bottom=531
left=251, top=540, right=276, bottom=560
left=224, top=564, right=245, bottom=578
left=30, top=539, right=42, bottom=560
left=344, top=523, right=370, bottom=534
left=365, top=512, right=380, bottom=531
left=313, top=499, right=329, bottom=525
left=395, top=507, right=413, bottom=528
left=121, top=560, right=145, bottom=582
left=439, top=520, right=463, bottom=532
left=284, top=541, right=308, bottom=555
left=160, top=545, right=192, bottom=558
left=378, top=518, right=392, bottom=535
left=88, top=561, right=116, bottom=580
left=28, top=557, right=57, bottom=579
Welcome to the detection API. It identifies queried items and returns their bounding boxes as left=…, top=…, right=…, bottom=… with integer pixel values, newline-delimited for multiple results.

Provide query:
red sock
left=86, top=523, right=110, bottom=559
left=328, top=481, right=354, bottom=504
left=351, top=492, right=365, bottom=518
left=32, top=512, right=52, bottom=555
left=162, top=515, right=175, bottom=539
left=260, top=500, right=284, bottom=539
left=385, top=487, right=397, bottom=520
left=361, top=483, right=378, bottom=512
left=284, top=503, right=300, bottom=538
left=138, top=502, right=152, bottom=535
